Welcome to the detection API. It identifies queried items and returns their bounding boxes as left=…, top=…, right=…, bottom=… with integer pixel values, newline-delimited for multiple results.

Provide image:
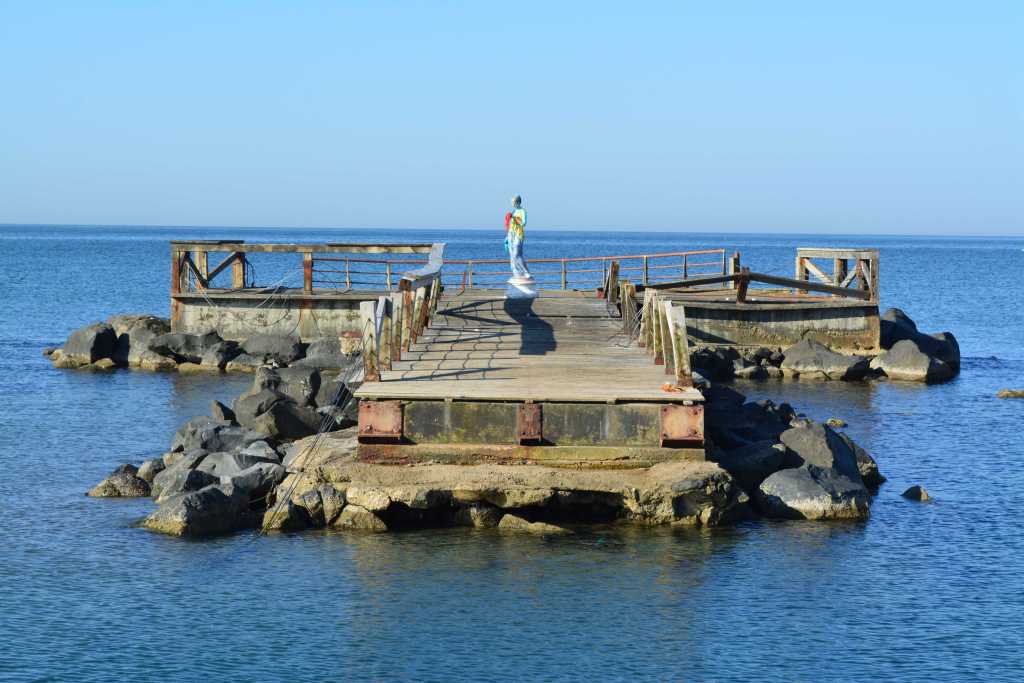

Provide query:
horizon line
left=1, top=222, right=1022, bottom=239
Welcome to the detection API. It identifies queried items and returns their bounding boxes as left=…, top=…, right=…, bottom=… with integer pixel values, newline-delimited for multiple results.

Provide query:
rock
left=250, top=401, right=323, bottom=440
left=757, top=465, right=870, bottom=520
left=292, top=337, right=348, bottom=370
left=42, top=346, right=58, bottom=357
left=163, top=449, right=206, bottom=469
left=143, top=483, right=252, bottom=537
left=136, top=350, right=178, bottom=371
left=111, top=316, right=170, bottom=366
left=319, top=484, right=347, bottom=525
left=779, top=421, right=862, bottom=481
left=902, top=485, right=931, bottom=501
left=835, top=432, right=885, bottom=489
left=210, top=400, right=236, bottom=424
left=497, top=514, right=572, bottom=534
left=294, top=489, right=326, bottom=527
left=711, top=441, right=787, bottom=493
left=275, top=367, right=321, bottom=406
left=195, top=450, right=280, bottom=478
left=221, top=462, right=286, bottom=503
left=170, top=417, right=264, bottom=454
left=826, top=418, right=847, bottom=429
left=137, top=457, right=166, bottom=483
left=924, top=332, right=960, bottom=371
left=60, top=322, right=117, bottom=366
left=454, top=503, right=503, bottom=529
left=333, top=505, right=388, bottom=531
left=87, top=358, right=118, bottom=371
left=153, top=466, right=218, bottom=504
left=733, top=365, right=767, bottom=380
left=224, top=353, right=265, bottom=373
left=780, top=339, right=870, bottom=380
left=239, top=440, right=281, bottom=463
left=242, top=334, right=305, bottom=364
left=346, top=486, right=392, bottom=512
left=177, top=362, right=207, bottom=373
left=233, top=387, right=287, bottom=425
left=87, top=469, right=151, bottom=497
left=149, top=331, right=223, bottom=364
left=880, top=308, right=919, bottom=348
left=872, top=339, right=954, bottom=383
left=200, top=341, right=241, bottom=370
left=261, top=500, right=310, bottom=532
left=997, top=389, right=1024, bottom=399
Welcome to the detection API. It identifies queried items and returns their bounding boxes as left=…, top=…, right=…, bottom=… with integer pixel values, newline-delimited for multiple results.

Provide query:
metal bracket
left=358, top=400, right=404, bottom=443
left=517, top=403, right=543, bottom=445
left=660, top=404, right=704, bottom=447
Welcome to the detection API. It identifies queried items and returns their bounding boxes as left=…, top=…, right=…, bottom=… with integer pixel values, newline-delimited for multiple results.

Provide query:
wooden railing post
left=303, top=252, right=313, bottom=294
left=663, top=301, right=693, bottom=387
left=683, top=253, right=689, bottom=279
left=607, top=260, right=620, bottom=304
left=389, top=292, right=404, bottom=362
left=651, top=294, right=664, bottom=365
left=196, top=250, right=208, bottom=284
left=231, top=252, right=246, bottom=289
left=386, top=262, right=393, bottom=291
left=378, top=295, right=392, bottom=371
left=834, top=257, right=848, bottom=287
left=642, top=255, right=649, bottom=286
left=171, top=248, right=182, bottom=295
left=359, top=300, right=380, bottom=382
left=728, top=251, right=741, bottom=289
left=411, top=285, right=427, bottom=340
left=561, top=259, right=568, bottom=289
left=467, top=260, right=474, bottom=289
left=402, top=289, right=414, bottom=351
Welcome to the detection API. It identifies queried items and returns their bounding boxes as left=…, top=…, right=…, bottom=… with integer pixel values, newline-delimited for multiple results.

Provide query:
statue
left=504, top=195, right=533, bottom=284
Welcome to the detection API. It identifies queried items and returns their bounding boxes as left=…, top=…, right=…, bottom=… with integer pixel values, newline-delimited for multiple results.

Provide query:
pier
left=168, top=240, right=881, bottom=465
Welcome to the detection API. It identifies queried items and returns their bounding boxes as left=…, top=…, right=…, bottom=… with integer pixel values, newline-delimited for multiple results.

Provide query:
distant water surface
left=1, top=225, right=1023, bottom=681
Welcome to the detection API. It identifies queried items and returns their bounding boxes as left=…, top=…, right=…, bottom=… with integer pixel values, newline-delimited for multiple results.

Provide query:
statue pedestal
left=505, top=276, right=537, bottom=299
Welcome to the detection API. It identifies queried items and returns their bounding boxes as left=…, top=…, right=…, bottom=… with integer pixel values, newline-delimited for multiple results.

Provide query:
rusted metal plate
left=517, top=403, right=543, bottom=445
left=660, top=404, right=704, bottom=447
left=358, top=400, right=403, bottom=443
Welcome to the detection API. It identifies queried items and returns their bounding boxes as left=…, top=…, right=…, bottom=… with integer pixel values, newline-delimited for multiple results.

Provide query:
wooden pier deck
left=354, top=290, right=706, bottom=467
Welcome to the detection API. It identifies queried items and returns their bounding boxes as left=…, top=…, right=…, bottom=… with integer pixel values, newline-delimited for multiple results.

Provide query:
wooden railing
left=358, top=275, right=442, bottom=382
left=169, top=241, right=445, bottom=295
left=624, top=287, right=692, bottom=388
left=309, top=248, right=727, bottom=292
left=795, top=248, right=879, bottom=303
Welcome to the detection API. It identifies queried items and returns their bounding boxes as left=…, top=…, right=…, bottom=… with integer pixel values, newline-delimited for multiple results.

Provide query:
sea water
left=1, top=225, right=1023, bottom=681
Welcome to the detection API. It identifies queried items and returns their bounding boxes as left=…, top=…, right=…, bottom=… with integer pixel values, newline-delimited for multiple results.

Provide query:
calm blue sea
left=1, top=225, right=1023, bottom=682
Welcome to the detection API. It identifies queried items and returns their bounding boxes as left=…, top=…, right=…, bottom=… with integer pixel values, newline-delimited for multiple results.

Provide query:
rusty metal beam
left=660, top=404, right=704, bottom=447
left=517, top=403, right=543, bottom=445
left=357, top=400, right=404, bottom=443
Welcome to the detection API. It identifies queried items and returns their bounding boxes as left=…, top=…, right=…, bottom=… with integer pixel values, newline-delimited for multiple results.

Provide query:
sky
left=0, top=1, right=1021, bottom=234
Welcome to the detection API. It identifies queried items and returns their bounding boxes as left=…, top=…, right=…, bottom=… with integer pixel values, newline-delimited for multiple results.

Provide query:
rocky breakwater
left=691, top=308, right=959, bottom=384
left=89, top=371, right=884, bottom=536
left=87, top=364, right=358, bottom=536
left=47, top=314, right=356, bottom=373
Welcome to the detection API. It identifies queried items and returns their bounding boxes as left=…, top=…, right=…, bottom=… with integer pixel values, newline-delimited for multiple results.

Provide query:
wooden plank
left=389, top=292, right=404, bottom=362
left=796, top=247, right=879, bottom=260
left=206, top=252, right=239, bottom=283
left=803, top=259, right=833, bottom=286
left=303, top=252, right=313, bottom=294
left=663, top=301, right=693, bottom=387
left=359, top=300, right=380, bottom=381
left=401, top=289, right=414, bottom=351
left=377, top=295, right=392, bottom=371
left=231, top=253, right=246, bottom=288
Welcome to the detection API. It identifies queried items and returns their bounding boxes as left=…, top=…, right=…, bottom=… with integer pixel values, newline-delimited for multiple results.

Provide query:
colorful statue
left=504, top=195, right=532, bottom=283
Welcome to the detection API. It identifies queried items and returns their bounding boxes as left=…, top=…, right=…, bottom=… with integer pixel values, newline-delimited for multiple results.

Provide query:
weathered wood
left=606, top=261, right=620, bottom=304
left=834, top=257, right=848, bottom=286
left=170, top=249, right=182, bottom=295
left=360, top=300, right=380, bottom=382
left=736, top=267, right=750, bottom=303
left=657, top=296, right=673, bottom=374
left=206, top=252, right=240, bottom=283
left=389, top=292, right=404, bottom=362
left=231, top=254, right=246, bottom=289
left=195, top=251, right=208, bottom=281
left=803, top=259, right=833, bottom=286
left=663, top=301, right=693, bottom=387
left=303, top=252, right=313, bottom=294
left=377, top=295, right=392, bottom=371
left=620, top=281, right=637, bottom=337
left=651, top=294, right=665, bottom=365
left=412, top=286, right=429, bottom=339
left=401, top=289, right=414, bottom=351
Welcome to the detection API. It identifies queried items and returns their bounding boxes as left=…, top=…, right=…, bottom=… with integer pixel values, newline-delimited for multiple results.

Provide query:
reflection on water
left=2, top=226, right=1024, bottom=680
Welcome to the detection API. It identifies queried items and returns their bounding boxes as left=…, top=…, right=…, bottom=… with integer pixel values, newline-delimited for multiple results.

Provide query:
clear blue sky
left=1, top=2, right=1020, bottom=234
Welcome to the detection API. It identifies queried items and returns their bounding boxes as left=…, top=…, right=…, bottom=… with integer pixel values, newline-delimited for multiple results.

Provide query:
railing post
left=607, top=261, right=620, bottom=304
left=196, top=250, right=208, bottom=284
left=683, top=253, right=688, bottom=280
left=561, top=259, right=567, bottom=289
left=663, top=301, right=693, bottom=387
left=359, top=300, right=380, bottom=382
left=389, top=292, right=404, bottom=362
left=231, top=252, right=246, bottom=289
left=386, top=262, right=392, bottom=291
left=303, top=251, right=313, bottom=294
left=834, top=257, right=848, bottom=288
left=378, top=295, right=392, bottom=372
left=401, top=288, right=414, bottom=351
left=728, top=251, right=740, bottom=289
left=467, top=260, right=474, bottom=289
left=795, top=254, right=808, bottom=295
left=171, top=248, right=182, bottom=295
left=345, top=259, right=351, bottom=289
left=642, top=255, right=649, bottom=286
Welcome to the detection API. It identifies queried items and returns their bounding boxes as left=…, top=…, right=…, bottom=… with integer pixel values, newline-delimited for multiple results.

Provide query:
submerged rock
left=498, top=514, right=572, bottom=534
left=333, top=505, right=388, bottom=532
left=997, top=389, right=1024, bottom=399
left=902, top=485, right=931, bottom=501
